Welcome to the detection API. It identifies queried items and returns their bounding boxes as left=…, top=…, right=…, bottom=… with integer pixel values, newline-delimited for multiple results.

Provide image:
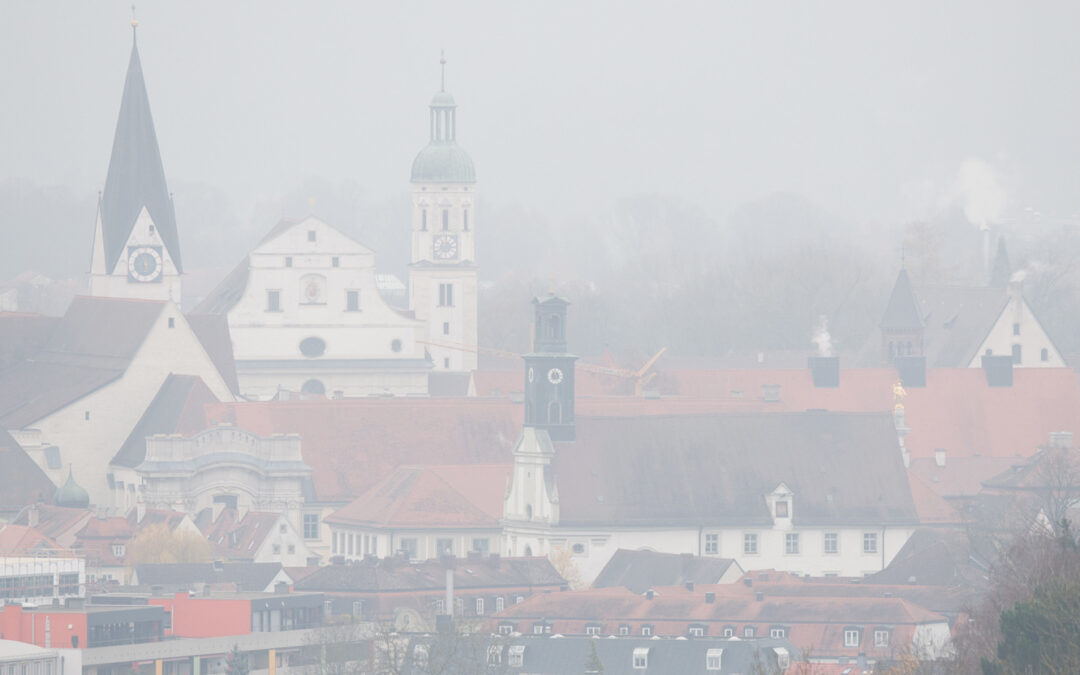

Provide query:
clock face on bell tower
left=433, top=234, right=459, bottom=260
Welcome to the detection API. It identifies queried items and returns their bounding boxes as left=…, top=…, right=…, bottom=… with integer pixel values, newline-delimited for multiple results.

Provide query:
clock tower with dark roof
left=89, top=22, right=182, bottom=304
left=407, top=54, right=479, bottom=373
left=524, top=294, right=577, bottom=441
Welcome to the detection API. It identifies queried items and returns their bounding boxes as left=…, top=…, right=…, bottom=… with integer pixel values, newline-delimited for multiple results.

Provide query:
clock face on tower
left=127, top=246, right=163, bottom=282
left=547, top=367, right=564, bottom=384
left=433, top=234, right=459, bottom=260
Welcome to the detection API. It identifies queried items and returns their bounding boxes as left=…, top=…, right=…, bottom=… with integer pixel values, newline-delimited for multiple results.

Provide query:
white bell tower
left=408, top=54, right=478, bottom=373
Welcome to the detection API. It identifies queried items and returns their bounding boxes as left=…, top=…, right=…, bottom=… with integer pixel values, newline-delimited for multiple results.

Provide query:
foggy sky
left=2, top=1, right=1079, bottom=243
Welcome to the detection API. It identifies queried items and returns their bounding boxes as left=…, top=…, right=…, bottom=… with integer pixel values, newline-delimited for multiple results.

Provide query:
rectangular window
left=475, top=598, right=484, bottom=616
left=1012, top=344, right=1022, bottom=364
left=332, top=256, right=339, bottom=267
left=722, top=627, right=734, bottom=637
left=1013, top=322, right=1020, bottom=336
left=442, top=209, right=449, bottom=231
left=438, top=283, right=454, bottom=307
left=689, top=626, right=704, bottom=637
left=619, top=624, right=630, bottom=636
left=463, top=210, right=469, bottom=231
left=498, top=623, right=512, bottom=635
left=400, top=538, right=418, bottom=559
left=775, top=500, right=789, bottom=517
left=706, top=649, right=723, bottom=670
left=844, top=629, right=860, bottom=647
left=743, top=533, right=758, bottom=555
left=285, top=257, right=292, bottom=267
left=435, top=599, right=444, bottom=614
left=874, top=629, right=890, bottom=647
left=508, top=646, right=524, bottom=667
left=641, top=625, right=653, bottom=637
left=443, top=321, right=450, bottom=335
left=287, top=544, right=295, bottom=554
left=444, top=357, right=450, bottom=368
left=167, top=317, right=175, bottom=328
left=863, top=532, right=878, bottom=554
left=533, top=624, right=545, bottom=635
left=705, top=533, right=719, bottom=555
left=267, top=290, right=281, bottom=312
left=824, top=532, right=839, bottom=554
left=352, top=601, right=363, bottom=617
left=346, top=290, right=360, bottom=311
left=303, top=514, right=319, bottom=539
left=771, top=627, right=786, bottom=639
left=472, top=538, right=490, bottom=555
left=586, top=625, right=599, bottom=636
left=785, top=533, right=800, bottom=555
left=272, top=544, right=281, bottom=554
left=633, top=648, right=649, bottom=669
left=744, top=626, right=756, bottom=638
left=308, top=230, right=316, bottom=242
left=495, top=596, right=504, bottom=612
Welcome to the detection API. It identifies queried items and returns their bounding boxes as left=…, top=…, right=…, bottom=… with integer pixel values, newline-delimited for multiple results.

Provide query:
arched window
left=421, top=209, right=428, bottom=231
left=442, top=210, right=449, bottom=231
left=548, top=400, right=562, bottom=424
left=548, top=314, right=561, bottom=340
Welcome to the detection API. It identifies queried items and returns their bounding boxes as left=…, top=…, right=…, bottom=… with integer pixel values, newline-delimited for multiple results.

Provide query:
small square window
left=267, top=290, right=281, bottom=312
left=641, top=625, right=653, bottom=637
left=272, top=544, right=281, bottom=554
left=280, top=524, right=287, bottom=533
left=705, top=533, right=719, bottom=555
left=874, top=629, right=890, bottom=647
left=743, top=533, right=758, bottom=555
left=586, top=625, right=599, bottom=635
left=770, top=627, right=786, bottom=639
left=844, top=629, right=860, bottom=647
left=619, top=624, right=630, bottom=636
left=744, top=626, right=756, bottom=638
left=863, top=532, right=878, bottom=554
left=785, top=533, right=800, bottom=555
left=1013, top=322, right=1020, bottom=336
left=824, top=533, right=839, bottom=555
left=167, top=317, right=175, bottom=328
left=287, top=544, right=295, bottom=554
left=722, top=627, right=734, bottom=637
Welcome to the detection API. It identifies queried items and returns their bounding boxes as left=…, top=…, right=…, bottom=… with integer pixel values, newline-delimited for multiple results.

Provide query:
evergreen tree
left=584, top=639, right=604, bottom=674
left=226, top=645, right=249, bottom=675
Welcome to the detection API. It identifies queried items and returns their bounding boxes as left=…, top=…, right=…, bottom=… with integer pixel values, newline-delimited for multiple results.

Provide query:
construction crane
left=419, top=340, right=667, bottom=397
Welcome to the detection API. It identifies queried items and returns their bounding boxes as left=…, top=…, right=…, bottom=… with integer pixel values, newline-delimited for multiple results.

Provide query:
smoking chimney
left=808, top=357, right=840, bottom=388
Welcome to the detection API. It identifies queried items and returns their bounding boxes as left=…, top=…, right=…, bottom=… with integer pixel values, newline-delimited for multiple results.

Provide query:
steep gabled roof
left=593, top=549, right=741, bottom=594
left=325, top=464, right=509, bottom=530
left=551, top=412, right=918, bottom=527
left=200, top=509, right=282, bottom=561
left=111, top=374, right=220, bottom=467
left=0, top=524, right=64, bottom=555
left=912, top=285, right=1010, bottom=367
left=0, top=296, right=164, bottom=427
left=100, top=35, right=181, bottom=273
left=132, top=562, right=290, bottom=592
left=0, top=428, right=56, bottom=510
left=880, top=268, right=923, bottom=331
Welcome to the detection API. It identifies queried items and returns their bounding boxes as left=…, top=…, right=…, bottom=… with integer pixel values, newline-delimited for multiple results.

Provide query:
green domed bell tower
left=408, top=53, right=479, bottom=373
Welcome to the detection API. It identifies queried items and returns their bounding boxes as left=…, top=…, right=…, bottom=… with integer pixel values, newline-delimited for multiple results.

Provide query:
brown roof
left=550, top=412, right=918, bottom=527
left=0, top=524, right=64, bottom=555
left=592, top=549, right=740, bottom=594
left=111, top=374, right=220, bottom=467
left=326, top=464, right=509, bottom=530
left=12, top=504, right=91, bottom=544
left=908, top=456, right=1019, bottom=498
left=907, top=471, right=966, bottom=524
left=0, top=296, right=164, bottom=427
left=295, top=556, right=565, bottom=593
left=202, top=398, right=523, bottom=502
left=0, top=313, right=59, bottom=371
left=200, top=509, right=281, bottom=561
left=0, top=428, right=56, bottom=510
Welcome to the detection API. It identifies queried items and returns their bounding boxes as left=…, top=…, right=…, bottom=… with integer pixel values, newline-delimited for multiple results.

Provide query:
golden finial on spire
left=131, top=3, right=138, bottom=28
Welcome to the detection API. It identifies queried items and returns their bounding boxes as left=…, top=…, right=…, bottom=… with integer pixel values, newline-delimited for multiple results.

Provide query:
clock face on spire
left=127, top=246, right=163, bottom=282
left=433, top=235, right=459, bottom=260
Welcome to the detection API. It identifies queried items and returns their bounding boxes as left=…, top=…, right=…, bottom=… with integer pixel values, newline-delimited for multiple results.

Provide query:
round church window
left=391, top=339, right=403, bottom=353
left=299, top=337, right=326, bottom=358
left=301, top=379, right=326, bottom=396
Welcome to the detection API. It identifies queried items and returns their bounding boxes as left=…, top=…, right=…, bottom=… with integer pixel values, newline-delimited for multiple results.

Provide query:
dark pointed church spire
left=99, top=25, right=182, bottom=274
left=881, top=268, right=923, bottom=332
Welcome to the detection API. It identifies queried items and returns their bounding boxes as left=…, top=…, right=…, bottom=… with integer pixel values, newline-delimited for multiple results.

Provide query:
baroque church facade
left=194, top=58, right=480, bottom=399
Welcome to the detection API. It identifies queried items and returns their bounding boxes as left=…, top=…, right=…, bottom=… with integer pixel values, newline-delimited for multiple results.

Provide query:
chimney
left=685, top=582, right=694, bottom=592
left=705, top=592, right=715, bottom=604
left=762, top=384, right=781, bottom=403
left=444, top=559, right=455, bottom=620
left=754, top=591, right=764, bottom=602
left=808, top=357, right=840, bottom=388
left=895, top=356, right=926, bottom=388
left=981, top=355, right=1013, bottom=387
left=1050, top=431, right=1073, bottom=450
left=935, top=448, right=947, bottom=468
left=645, top=589, right=654, bottom=600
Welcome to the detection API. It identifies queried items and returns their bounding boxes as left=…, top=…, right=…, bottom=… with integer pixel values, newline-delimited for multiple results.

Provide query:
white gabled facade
left=222, top=217, right=430, bottom=400
left=21, top=303, right=234, bottom=509
left=970, top=288, right=1066, bottom=367
left=90, top=207, right=182, bottom=304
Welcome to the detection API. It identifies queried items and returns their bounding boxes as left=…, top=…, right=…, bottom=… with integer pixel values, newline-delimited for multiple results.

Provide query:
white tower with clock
left=408, top=55, right=478, bottom=373
left=89, top=25, right=183, bottom=304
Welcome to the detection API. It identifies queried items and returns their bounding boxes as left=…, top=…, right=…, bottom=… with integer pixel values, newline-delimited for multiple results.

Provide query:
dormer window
left=633, top=648, right=649, bottom=669
left=844, top=628, right=861, bottom=647
left=508, top=645, right=525, bottom=667
left=706, top=649, right=723, bottom=670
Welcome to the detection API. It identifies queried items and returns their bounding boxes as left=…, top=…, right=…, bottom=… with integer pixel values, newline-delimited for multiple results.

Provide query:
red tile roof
left=200, top=510, right=281, bottom=561
left=202, top=399, right=523, bottom=502
left=907, top=472, right=966, bottom=524
left=326, top=464, right=510, bottom=529
left=0, top=524, right=64, bottom=555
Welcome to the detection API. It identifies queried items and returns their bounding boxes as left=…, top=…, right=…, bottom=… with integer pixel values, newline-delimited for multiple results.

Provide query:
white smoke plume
left=955, top=158, right=1007, bottom=228
left=812, top=314, right=833, bottom=358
